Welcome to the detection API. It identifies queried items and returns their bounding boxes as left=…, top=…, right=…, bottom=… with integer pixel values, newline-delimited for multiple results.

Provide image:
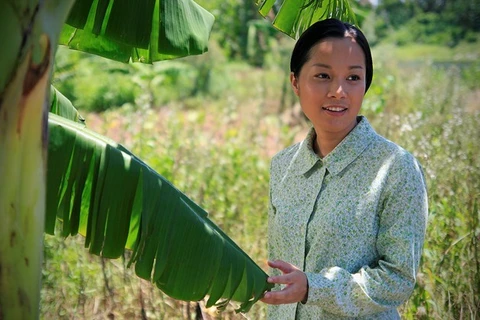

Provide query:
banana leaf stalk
left=0, top=2, right=75, bottom=319
left=46, top=113, right=274, bottom=312
left=0, top=49, right=49, bottom=320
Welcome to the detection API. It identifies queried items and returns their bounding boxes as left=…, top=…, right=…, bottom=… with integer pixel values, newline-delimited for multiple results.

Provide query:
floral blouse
left=267, top=116, right=428, bottom=319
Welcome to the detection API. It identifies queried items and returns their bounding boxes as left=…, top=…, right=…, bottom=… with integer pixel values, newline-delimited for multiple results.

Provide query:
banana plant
left=0, top=0, right=220, bottom=318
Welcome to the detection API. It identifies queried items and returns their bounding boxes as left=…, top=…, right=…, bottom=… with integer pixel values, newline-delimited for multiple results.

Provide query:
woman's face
left=291, top=36, right=366, bottom=139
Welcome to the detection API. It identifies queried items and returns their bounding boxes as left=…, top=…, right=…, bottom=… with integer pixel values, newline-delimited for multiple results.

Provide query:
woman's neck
left=313, top=117, right=360, bottom=157
left=313, top=133, right=345, bottom=158
left=313, top=121, right=359, bottom=157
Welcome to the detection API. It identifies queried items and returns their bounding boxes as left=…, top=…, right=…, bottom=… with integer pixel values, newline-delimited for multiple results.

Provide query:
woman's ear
left=290, top=72, right=300, bottom=96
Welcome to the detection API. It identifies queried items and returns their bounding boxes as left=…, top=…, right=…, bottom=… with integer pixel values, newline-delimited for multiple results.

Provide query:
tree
left=415, top=0, right=446, bottom=13
left=0, top=1, right=356, bottom=319
left=376, top=0, right=416, bottom=29
left=197, top=0, right=260, bottom=61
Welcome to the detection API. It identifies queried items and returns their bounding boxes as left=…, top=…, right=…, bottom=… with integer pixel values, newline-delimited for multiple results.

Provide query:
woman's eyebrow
left=312, top=63, right=331, bottom=69
left=312, top=63, right=364, bottom=70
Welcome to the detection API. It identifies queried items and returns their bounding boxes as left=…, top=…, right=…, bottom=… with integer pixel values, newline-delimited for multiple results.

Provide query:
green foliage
left=197, top=0, right=262, bottom=61
left=59, top=0, right=215, bottom=63
left=42, top=227, right=195, bottom=319
left=374, top=0, right=479, bottom=46
left=246, top=19, right=280, bottom=67
left=376, top=0, right=416, bottom=29
left=392, top=13, right=462, bottom=46
left=257, top=0, right=357, bottom=39
left=53, top=47, right=139, bottom=112
left=460, top=61, right=480, bottom=90
left=74, top=72, right=137, bottom=112
left=53, top=42, right=293, bottom=113
left=366, top=47, right=480, bottom=318
left=50, top=86, right=85, bottom=124
left=445, top=0, right=480, bottom=32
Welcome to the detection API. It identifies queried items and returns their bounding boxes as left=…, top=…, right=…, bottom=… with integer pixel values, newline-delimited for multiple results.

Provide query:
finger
left=261, top=283, right=304, bottom=305
left=267, top=260, right=296, bottom=274
left=268, top=272, right=297, bottom=285
left=261, top=289, right=291, bottom=305
left=267, top=274, right=287, bottom=284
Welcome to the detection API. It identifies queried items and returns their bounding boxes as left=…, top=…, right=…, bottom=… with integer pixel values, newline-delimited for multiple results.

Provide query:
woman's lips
left=322, top=105, right=347, bottom=115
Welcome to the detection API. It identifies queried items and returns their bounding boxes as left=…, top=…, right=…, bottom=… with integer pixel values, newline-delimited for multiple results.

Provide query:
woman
left=261, top=19, right=428, bottom=319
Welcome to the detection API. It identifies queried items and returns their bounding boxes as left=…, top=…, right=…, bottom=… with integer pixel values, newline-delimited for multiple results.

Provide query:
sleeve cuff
left=301, top=273, right=309, bottom=304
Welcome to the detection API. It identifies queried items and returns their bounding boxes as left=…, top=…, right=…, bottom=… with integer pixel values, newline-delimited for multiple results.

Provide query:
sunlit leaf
left=46, top=113, right=273, bottom=312
left=257, top=0, right=357, bottom=39
left=49, top=86, right=85, bottom=124
left=59, top=0, right=215, bottom=63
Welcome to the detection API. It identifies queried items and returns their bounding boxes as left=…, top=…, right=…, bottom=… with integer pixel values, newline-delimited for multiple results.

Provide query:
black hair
left=290, top=18, right=373, bottom=93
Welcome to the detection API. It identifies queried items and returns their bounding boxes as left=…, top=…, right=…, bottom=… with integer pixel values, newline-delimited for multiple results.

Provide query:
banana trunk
left=0, top=45, right=49, bottom=320
left=0, top=1, right=74, bottom=318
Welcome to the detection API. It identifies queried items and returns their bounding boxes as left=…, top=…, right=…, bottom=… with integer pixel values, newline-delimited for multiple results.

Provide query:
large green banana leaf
left=256, top=0, right=357, bottom=38
left=46, top=112, right=273, bottom=312
left=59, top=0, right=215, bottom=63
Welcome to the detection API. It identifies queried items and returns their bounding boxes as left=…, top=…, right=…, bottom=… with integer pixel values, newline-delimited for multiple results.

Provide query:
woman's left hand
left=261, top=259, right=308, bottom=305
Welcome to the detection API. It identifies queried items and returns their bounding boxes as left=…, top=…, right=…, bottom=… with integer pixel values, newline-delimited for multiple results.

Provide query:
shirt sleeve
left=304, top=152, right=428, bottom=317
left=267, top=168, right=281, bottom=277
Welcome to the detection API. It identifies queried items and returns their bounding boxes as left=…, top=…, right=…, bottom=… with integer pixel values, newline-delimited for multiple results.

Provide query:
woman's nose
left=328, top=80, right=347, bottom=98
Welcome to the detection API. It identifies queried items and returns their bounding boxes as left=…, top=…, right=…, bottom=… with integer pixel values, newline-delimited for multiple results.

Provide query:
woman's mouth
left=322, top=106, right=348, bottom=115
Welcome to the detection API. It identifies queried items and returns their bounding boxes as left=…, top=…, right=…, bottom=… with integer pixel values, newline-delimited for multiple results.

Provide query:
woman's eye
left=315, top=73, right=329, bottom=79
left=348, top=75, right=361, bottom=81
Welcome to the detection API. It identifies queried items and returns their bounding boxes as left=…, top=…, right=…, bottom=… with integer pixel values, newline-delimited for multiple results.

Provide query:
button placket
left=301, top=165, right=327, bottom=268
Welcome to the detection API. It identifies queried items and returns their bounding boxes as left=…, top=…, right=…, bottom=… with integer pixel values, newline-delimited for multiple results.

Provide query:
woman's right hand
left=261, top=260, right=308, bottom=305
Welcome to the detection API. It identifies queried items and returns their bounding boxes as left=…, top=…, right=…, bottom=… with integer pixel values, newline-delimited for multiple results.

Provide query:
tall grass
left=42, top=48, right=479, bottom=319
left=369, top=62, right=480, bottom=319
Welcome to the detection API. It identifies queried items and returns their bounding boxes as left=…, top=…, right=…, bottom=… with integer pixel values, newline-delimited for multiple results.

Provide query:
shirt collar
left=293, top=116, right=377, bottom=176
